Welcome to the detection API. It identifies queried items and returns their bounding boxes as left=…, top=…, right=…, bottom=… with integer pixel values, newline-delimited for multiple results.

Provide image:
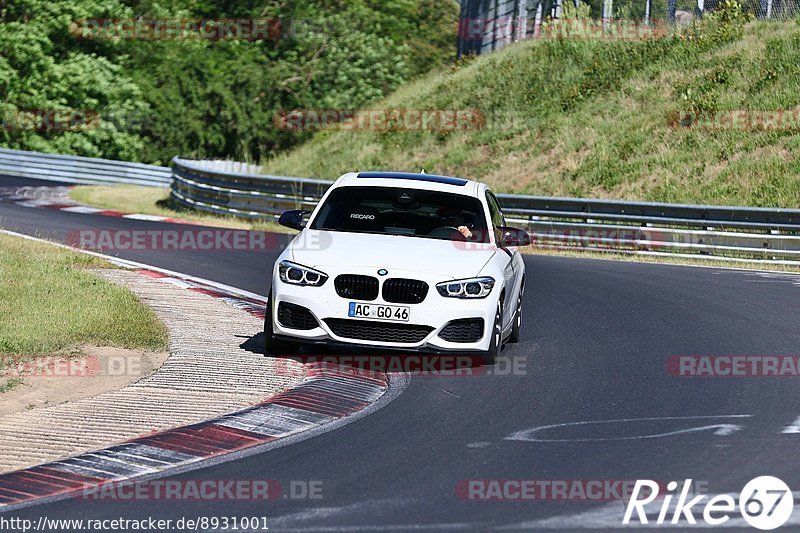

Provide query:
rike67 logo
left=623, top=477, right=793, bottom=530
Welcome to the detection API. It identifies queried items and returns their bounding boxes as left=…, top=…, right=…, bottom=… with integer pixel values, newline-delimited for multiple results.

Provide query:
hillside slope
left=263, top=16, right=800, bottom=208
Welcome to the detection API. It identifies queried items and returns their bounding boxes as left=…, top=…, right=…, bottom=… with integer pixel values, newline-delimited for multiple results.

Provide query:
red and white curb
left=0, top=185, right=189, bottom=224
left=0, top=230, right=392, bottom=510
left=0, top=364, right=386, bottom=508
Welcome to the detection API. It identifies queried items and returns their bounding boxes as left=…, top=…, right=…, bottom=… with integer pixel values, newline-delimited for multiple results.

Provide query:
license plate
left=348, top=302, right=410, bottom=322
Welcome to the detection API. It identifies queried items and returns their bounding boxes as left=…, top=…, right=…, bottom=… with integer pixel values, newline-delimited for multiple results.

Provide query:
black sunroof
left=357, top=171, right=468, bottom=186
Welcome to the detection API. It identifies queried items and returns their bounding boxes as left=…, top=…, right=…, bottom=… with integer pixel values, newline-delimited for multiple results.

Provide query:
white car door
left=485, top=190, right=523, bottom=331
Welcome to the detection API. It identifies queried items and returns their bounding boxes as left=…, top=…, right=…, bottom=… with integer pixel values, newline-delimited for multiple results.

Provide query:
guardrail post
left=758, top=0, right=773, bottom=18
left=602, top=0, right=613, bottom=31
left=695, top=0, right=705, bottom=18
left=491, top=0, right=500, bottom=50
left=533, top=1, right=543, bottom=38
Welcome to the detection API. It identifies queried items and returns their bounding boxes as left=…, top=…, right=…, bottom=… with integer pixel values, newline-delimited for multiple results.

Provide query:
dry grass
left=69, top=185, right=292, bottom=233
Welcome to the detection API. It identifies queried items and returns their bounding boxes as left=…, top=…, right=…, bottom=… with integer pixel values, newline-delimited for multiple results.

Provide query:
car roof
left=333, top=171, right=484, bottom=197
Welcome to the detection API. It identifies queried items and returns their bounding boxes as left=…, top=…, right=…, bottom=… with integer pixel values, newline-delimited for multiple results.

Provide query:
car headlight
left=278, top=260, right=328, bottom=286
left=436, top=277, right=495, bottom=299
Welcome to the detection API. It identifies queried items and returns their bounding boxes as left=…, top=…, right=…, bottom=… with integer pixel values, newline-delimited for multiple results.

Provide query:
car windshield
left=309, top=186, right=489, bottom=242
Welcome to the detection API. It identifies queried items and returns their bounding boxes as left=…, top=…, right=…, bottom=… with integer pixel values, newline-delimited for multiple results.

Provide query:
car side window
left=486, top=192, right=505, bottom=227
left=485, top=191, right=505, bottom=243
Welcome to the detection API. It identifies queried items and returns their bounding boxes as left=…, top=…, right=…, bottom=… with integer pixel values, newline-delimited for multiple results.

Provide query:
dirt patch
left=0, top=346, right=169, bottom=416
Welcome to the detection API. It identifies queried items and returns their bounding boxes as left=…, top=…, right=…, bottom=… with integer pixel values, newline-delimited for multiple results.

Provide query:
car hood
left=289, top=230, right=497, bottom=279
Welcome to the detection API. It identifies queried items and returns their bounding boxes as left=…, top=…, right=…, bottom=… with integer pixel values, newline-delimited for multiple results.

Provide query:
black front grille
left=382, top=278, right=429, bottom=304
left=439, top=318, right=484, bottom=343
left=277, top=302, right=319, bottom=330
left=324, top=318, right=433, bottom=343
left=335, top=275, right=379, bottom=301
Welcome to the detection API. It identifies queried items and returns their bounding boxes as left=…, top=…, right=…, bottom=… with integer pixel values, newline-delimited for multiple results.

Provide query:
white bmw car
left=264, top=171, right=529, bottom=363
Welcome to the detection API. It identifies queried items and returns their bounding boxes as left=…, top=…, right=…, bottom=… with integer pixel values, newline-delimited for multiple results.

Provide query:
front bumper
left=270, top=267, right=496, bottom=352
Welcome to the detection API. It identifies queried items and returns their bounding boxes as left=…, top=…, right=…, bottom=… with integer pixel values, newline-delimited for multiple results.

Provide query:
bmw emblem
left=377, top=269, right=388, bottom=276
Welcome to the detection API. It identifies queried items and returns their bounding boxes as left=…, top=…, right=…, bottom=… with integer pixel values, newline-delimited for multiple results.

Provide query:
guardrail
left=171, top=157, right=800, bottom=265
left=0, top=147, right=171, bottom=187
left=171, top=157, right=331, bottom=219
left=1, top=148, right=796, bottom=264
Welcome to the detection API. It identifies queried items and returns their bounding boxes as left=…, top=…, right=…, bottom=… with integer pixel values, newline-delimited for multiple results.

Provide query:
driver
left=437, top=207, right=473, bottom=239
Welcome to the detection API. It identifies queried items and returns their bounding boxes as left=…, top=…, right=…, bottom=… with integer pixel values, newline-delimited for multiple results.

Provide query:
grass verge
left=527, top=246, right=800, bottom=273
left=0, top=233, right=168, bottom=369
left=69, top=185, right=291, bottom=233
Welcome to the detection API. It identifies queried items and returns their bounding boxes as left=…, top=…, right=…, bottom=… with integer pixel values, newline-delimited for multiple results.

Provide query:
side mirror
left=278, top=210, right=308, bottom=231
left=498, top=226, right=531, bottom=247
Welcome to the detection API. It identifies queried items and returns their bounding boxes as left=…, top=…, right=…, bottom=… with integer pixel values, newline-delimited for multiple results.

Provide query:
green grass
left=69, top=185, right=292, bottom=233
left=0, top=233, right=168, bottom=358
left=262, top=16, right=800, bottom=208
left=0, top=377, right=23, bottom=394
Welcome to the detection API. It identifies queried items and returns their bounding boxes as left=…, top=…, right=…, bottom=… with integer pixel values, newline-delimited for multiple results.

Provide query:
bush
left=0, top=0, right=460, bottom=163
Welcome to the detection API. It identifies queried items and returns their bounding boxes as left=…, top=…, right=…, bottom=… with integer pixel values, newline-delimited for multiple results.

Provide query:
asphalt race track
left=2, top=176, right=800, bottom=530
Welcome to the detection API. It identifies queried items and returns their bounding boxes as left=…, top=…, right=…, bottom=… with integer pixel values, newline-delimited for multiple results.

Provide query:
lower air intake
left=438, top=318, right=484, bottom=343
left=277, top=302, right=319, bottom=330
left=324, top=318, right=433, bottom=343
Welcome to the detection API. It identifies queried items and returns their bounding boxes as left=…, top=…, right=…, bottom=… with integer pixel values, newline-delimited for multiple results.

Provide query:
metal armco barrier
left=171, top=157, right=331, bottom=219
left=0, top=147, right=171, bottom=187
left=171, top=157, right=800, bottom=264
left=0, top=148, right=796, bottom=264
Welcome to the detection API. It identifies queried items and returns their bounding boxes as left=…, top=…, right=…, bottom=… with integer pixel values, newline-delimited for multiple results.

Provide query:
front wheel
left=263, top=290, right=297, bottom=356
left=479, top=300, right=502, bottom=365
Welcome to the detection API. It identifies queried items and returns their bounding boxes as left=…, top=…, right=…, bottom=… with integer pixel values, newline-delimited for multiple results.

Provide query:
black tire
left=508, top=282, right=523, bottom=343
left=263, top=290, right=296, bottom=356
left=480, top=299, right=502, bottom=365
